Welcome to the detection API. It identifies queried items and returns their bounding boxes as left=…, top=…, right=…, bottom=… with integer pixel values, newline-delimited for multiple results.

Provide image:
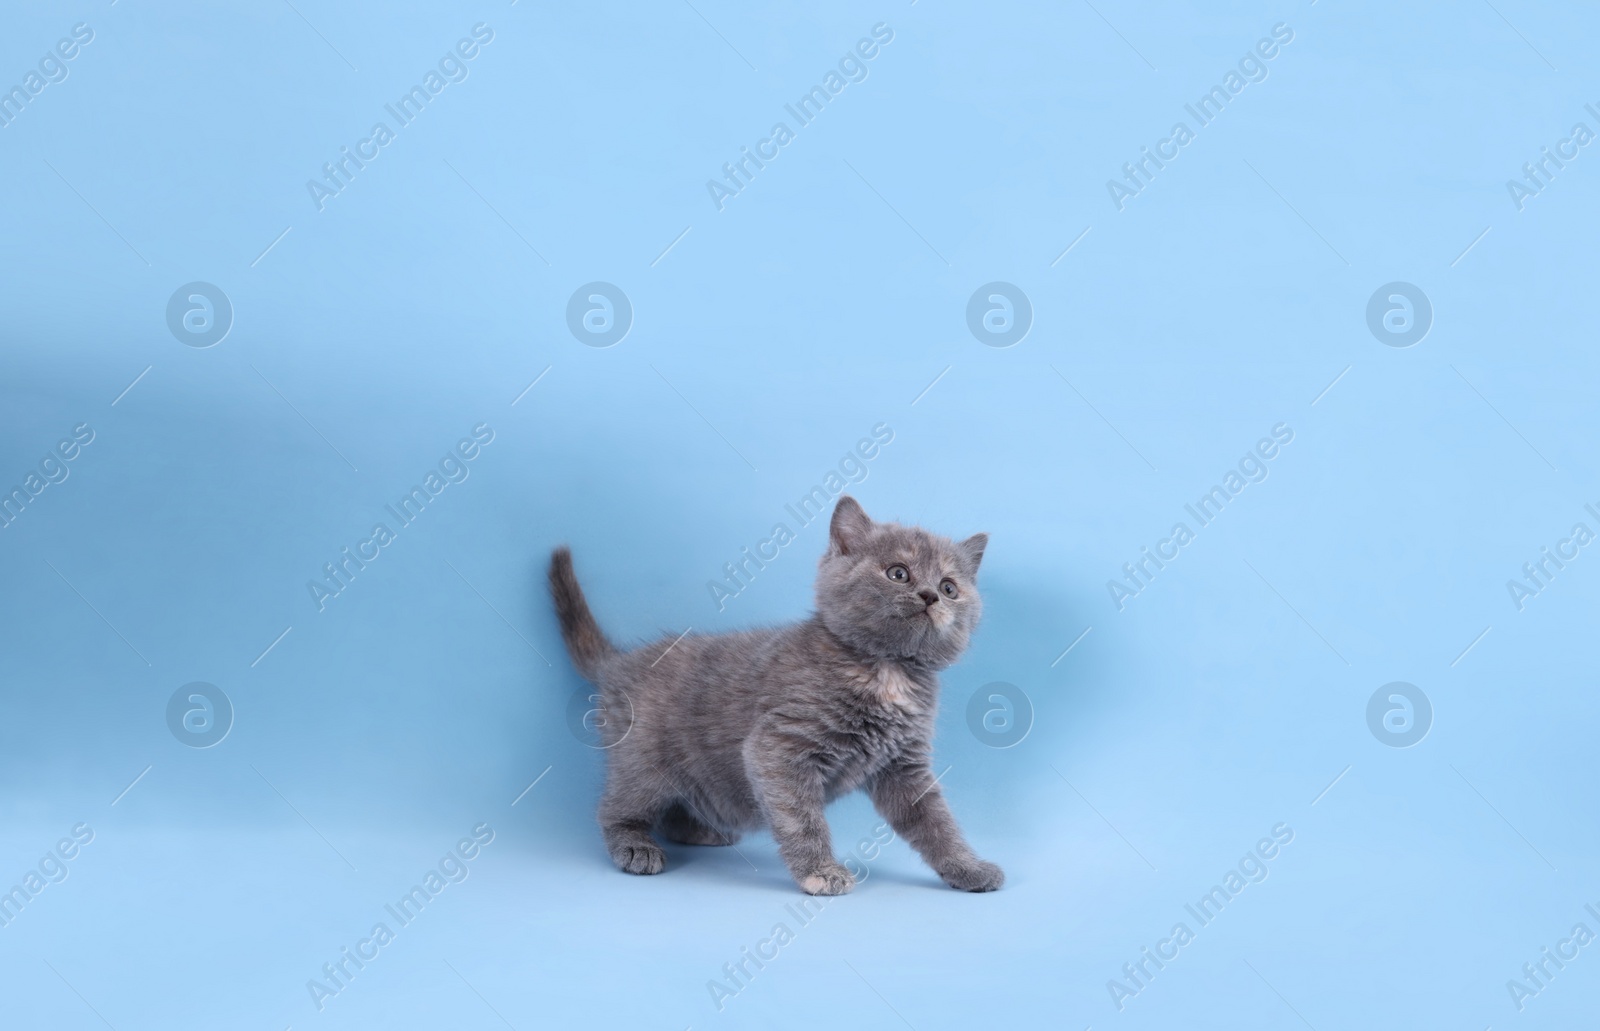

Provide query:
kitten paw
left=612, top=843, right=667, bottom=875
left=798, top=864, right=856, bottom=896
left=941, top=859, right=1004, bottom=892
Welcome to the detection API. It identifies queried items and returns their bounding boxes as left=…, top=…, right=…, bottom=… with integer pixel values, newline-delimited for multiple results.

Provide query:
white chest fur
left=850, top=661, right=922, bottom=711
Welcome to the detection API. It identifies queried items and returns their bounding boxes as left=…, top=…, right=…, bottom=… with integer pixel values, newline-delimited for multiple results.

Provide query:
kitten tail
left=548, top=547, right=617, bottom=680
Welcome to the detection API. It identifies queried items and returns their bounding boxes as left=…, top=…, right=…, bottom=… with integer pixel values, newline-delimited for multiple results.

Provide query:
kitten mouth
left=896, top=603, right=946, bottom=632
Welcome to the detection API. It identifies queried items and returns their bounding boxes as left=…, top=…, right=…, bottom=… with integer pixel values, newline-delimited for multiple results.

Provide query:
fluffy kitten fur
left=548, top=496, right=1003, bottom=895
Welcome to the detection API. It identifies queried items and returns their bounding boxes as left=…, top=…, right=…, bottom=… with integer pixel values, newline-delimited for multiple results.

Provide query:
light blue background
left=2, top=1, right=1597, bottom=1028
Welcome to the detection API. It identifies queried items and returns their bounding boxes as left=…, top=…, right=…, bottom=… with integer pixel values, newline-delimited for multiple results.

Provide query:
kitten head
left=814, top=496, right=987, bottom=669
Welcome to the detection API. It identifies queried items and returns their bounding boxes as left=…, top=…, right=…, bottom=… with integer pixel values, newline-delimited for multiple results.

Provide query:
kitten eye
left=885, top=564, right=909, bottom=583
left=939, top=578, right=958, bottom=598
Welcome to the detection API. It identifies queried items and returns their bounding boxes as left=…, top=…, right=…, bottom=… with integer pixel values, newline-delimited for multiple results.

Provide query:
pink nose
left=917, top=588, right=938, bottom=607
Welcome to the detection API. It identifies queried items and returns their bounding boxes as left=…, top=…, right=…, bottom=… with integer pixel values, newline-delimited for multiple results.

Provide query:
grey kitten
left=548, top=495, right=1003, bottom=895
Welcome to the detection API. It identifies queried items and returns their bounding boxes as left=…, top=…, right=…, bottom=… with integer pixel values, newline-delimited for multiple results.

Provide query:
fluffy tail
left=548, top=547, right=616, bottom=681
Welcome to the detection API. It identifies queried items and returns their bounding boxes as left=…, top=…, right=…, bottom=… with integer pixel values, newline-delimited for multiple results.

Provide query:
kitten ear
left=829, top=495, right=873, bottom=555
left=959, top=532, right=988, bottom=571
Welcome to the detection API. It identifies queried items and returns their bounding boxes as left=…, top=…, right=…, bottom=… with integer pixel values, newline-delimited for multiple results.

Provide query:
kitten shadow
left=660, top=842, right=965, bottom=895
left=659, top=841, right=794, bottom=892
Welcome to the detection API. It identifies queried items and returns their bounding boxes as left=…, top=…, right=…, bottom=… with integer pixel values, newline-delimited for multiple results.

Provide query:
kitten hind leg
left=599, top=781, right=668, bottom=875
left=659, top=802, right=741, bottom=846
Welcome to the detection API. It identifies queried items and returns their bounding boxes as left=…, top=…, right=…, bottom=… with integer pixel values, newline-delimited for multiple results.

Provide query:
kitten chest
left=845, top=661, right=925, bottom=712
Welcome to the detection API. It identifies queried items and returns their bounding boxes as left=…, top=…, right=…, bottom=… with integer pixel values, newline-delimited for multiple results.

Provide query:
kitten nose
left=917, top=588, right=938, bottom=607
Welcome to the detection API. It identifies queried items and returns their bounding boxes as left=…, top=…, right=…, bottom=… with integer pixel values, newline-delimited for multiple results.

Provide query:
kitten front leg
left=744, top=743, right=853, bottom=895
left=869, top=759, right=1004, bottom=892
